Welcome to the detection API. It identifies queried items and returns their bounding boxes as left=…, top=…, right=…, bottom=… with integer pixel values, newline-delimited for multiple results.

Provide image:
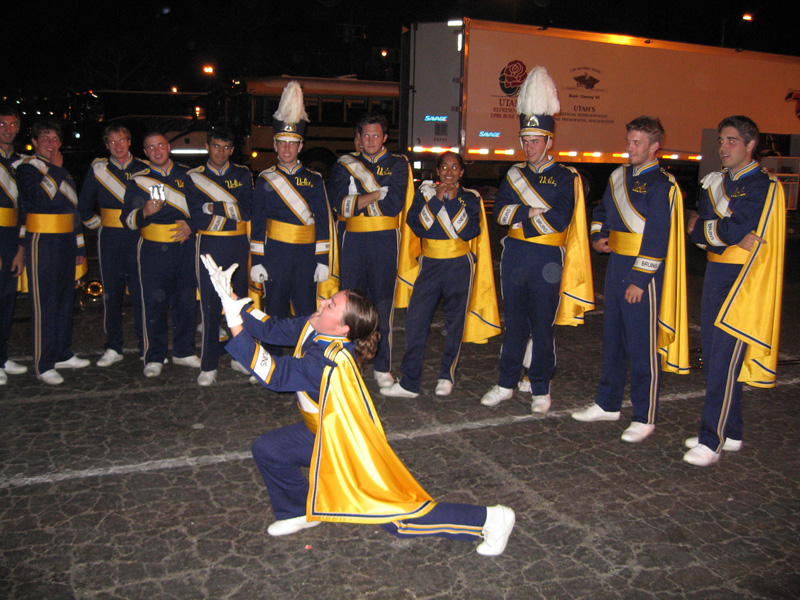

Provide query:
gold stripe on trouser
left=608, top=231, right=643, bottom=256
left=646, top=279, right=659, bottom=424
left=420, top=237, right=470, bottom=259
left=508, top=227, right=567, bottom=246
left=0, top=207, right=18, bottom=227
left=707, top=245, right=749, bottom=264
left=141, top=223, right=181, bottom=243
left=136, top=237, right=152, bottom=360
left=345, top=215, right=399, bottom=232
left=26, top=213, right=74, bottom=234
left=266, top=219, right=315, bottom=244
left=100, top=208, right=123, bottom=228
left=30, top=234, right=43, bottom=374
left=199, top=221, right=248, bottom=236
left=446, top=252, right=475, bottom=383
left=716, top=339, right=745, bottom=452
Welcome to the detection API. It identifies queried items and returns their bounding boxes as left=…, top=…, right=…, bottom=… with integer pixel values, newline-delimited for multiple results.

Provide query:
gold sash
left=345, top=215, right=399, bottom=232
left=200, top=221, right=248, bottom=236
left=421, top=237, right=470, bottom=259
left=26, top=213, right=74, bottom=233
left=267, top=219, right=315, bottom=244
left=100, top=208, right=123, bottom=228
left=0, top=207, right=18, bottom=227
left=141, top=223, right=180, bottom=243
left=707, top=246, right=749, bottom=264
left=608, top=231, right=643, bottom=256
left=508, top=227, right=567, bottom=246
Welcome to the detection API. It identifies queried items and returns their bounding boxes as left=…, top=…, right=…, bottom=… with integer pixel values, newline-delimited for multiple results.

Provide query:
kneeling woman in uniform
left=200, top=255, right=515, bottom=556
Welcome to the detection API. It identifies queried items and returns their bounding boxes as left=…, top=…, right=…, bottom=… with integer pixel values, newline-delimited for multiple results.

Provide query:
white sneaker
left=267, top=515, right=321, bottom=537
left=373, top=370, right=394, bottom=388
left=684, top=436, right=742, bottom=452
left=3, top=360, right=28, bottom=375
left=55, top=355, right=90, bottom=369
left=0, top=369, right=6, bottom=385
left=97, top=349, right=123, bottom=367
left=683, top=444, right=721, bottom=466
left=517, top=377, right=531, bottom=393
left=198, top=370, right=217, bottom=386
left=380, top=382, right=419, bottom=398
left=477, top=505, right=516, bottom=556
left=531, top=394, right=551, bottom=414
left=621, top=422, right=655, bottom=443
left=230, top=359, right=250, bottom=375
left=172, top=355, right=201, bottom=368
left=249, top=375, right=259, bottom=384
left=571, top=403, right=620, bottom=422
left=480, top=385, right=513, bottom=407
left=218, top=327, right=228, bottom=342
left=435, top=379, right=453, bottom=396
left=143, top=362, right=163, bottom=378
left=38, top=369, right=64, bottom=385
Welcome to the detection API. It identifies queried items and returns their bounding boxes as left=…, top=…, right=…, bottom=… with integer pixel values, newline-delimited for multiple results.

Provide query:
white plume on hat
left=516, top=67, right=560, bottom=117
left=273, top=81, right=309, bottom=123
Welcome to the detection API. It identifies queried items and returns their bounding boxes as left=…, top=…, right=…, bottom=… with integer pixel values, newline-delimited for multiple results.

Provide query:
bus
left=219, top=76, right=400, bottom=177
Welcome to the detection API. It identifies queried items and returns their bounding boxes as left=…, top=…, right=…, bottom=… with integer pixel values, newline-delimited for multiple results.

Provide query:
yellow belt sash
left=26, top=213, right=74, bottom=234
left=608, top=231, right=643, bottom=256
left=708, top=246, right=749, bottom=264
left=100, top=208, right=123, bottom=228
left=200, top=221, right=248, bottom=236
left=421, top=237, right=470, bottom=259
left=267, top=219, right=315, bottom=244
left=345, top=215, right=399, bottom=232
left=508, top=227, right=567, bottom=246
left=0, top=207, right=18, bottom=227
left=142, top=223, right=180, bottom=243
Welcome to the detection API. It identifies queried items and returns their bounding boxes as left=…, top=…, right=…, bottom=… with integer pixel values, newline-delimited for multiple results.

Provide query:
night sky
left=3, top=0, right=798, bottom=97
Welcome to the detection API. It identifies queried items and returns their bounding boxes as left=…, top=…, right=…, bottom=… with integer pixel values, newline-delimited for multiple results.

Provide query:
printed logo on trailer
left=786, top=89, right=800, bottom=119
left=498, top=60, right=528, bottom=96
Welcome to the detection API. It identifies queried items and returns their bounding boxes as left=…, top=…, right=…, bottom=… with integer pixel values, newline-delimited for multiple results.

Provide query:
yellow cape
left=715, top=177, right=785, bottom=387
left=307, top=342, right=436, bottom=524
left=394, top=189, right=501, bottom=344
left=554, top=168, right=595, bottom=326
left=656, top=177, right=690, bottom=374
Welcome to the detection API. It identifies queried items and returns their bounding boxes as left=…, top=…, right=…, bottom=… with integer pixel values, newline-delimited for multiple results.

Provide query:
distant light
left=380, top=50, right=388, bottom=58
left=171, top=86, right=178, bottom=93
left=25, top=144, right=33, bottom=151
left=494, top=149, right=515, bottom=155
left=447, top=20, right=463, bottom=27
left=171, top=149, right=208, bottom=155
left=413, top=145, right=423, bottom=153
left=690, top=155, right=703, bottom=161
left=665, top=154, right=679, bottom=159
left=457, top=33, right=463, bottom=52
left=742, top=13, right=753, bottom=21
left=203, top=65, right=214, bottom=74
left=558, top=151, right=579, bottom=157
left=74, top=133, right=81, bottom=139
left=161, top=6, right=171, bottom=15
left=467, top=148, right=490, bottom=155
left=251, top=151, right=258, bottom=158
left=413, top=161, right=422, bottom=169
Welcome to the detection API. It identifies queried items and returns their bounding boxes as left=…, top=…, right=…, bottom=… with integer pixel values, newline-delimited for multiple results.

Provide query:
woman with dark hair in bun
left=200, top=255, right=515, bottom=556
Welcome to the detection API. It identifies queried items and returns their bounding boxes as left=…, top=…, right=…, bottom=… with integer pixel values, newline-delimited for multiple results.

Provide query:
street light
left=203, top=65, right=215, bottom=75
left=721, top=13, right=753, bottom=47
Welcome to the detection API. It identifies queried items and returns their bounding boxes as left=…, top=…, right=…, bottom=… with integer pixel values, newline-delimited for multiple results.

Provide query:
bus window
left=321, top=97, right=345, bottom=124
left=305, top=96, right=320, bottom=123
left=369, top=98, right=396, bottom=124
left=253, top=96, right=279, bottom=127
left=346, top=98, right=367, bottom=126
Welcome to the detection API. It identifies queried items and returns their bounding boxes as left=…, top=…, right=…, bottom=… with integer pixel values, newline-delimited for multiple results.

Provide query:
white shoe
left=435, top=379, right=453, bottom=396
left=97, top=349, right=124, bottom=367
left=143, top=362, right=163, bottom=378
left=218, top=327, right=229, bottom=342
left=531, top=394, right=551, bottom=414
left=230, top=359, right=250, bottom=375
left=380, top=382, right=419, bottom=398
left=477, top=505, right=516, bottom=556
left=480, top=385, right=513, bottom=407
left=683, top=444, right=721, bottom=466
left=198, top=370, right=217, bottom=386
left=55, top=355, right=90, bottom=369
left=621, top=422, right=655, bottom=443
left=517, top=377, right=531, bottom=393
left=373, top=370, right=394, bottom=388
left=172, top=355, right=201, bottom=368
left=3, top=360, right=28, bottom=375
left=249, top=375, right=259, bottom=384
left=38, top=369, right=64, bottom=385
left=685, top=436, right=742, bottom=452
left=267, top=515, right=321, bottom=537
left=571, top=403, right=620, bottom=422
left=0, top=369, right=6, bottom=385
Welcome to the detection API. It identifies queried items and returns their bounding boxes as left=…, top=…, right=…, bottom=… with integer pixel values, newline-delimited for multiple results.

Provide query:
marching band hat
left=273, top=81, right=309, bottom=142
left=516, top=66, right=560, bottom=137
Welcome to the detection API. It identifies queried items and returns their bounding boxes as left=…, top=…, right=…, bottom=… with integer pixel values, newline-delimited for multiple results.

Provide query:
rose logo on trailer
left=787, top=89, right=800, bottom=119
left=499, top=60, right=528, bottom=96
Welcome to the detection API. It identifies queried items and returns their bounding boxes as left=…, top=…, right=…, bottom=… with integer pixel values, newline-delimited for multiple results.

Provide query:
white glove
left=201, top=254, right=251, bottom=328
left=701, top=171, right=723, bottom=190
left=250, top=264, right=268, bottom=283
left=378, top=186, right=389, bottom=200
left=202, top=202, right=213, bottom=215
left=313, top=263, right=329, bottom=283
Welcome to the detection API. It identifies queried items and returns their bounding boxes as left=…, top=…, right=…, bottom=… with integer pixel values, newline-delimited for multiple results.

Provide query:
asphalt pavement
left=2, top=240, right=799, bottom=600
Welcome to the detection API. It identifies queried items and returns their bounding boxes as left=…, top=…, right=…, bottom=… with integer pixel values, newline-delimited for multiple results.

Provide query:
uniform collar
left=528, top=156, right=555, bottom=173
left=360, top=148, right=387, bottom=164
left=726, top=161, right=759, bottom=181
left=109, top=154, right=133, bottom=170
left=149, top=160, right=173, bottom=176
left=632, top=159, right=659, bottom=176
left=0, top=147, right=16, bottom=160
left=206, top=161, right=230, bottom=176
left=277, top=162, right=301, bottom=175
